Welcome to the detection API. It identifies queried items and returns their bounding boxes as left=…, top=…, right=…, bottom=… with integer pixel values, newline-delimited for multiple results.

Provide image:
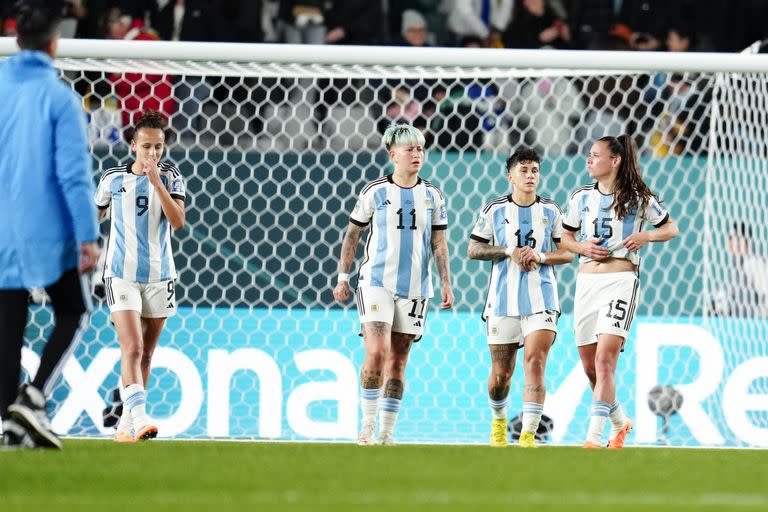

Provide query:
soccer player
left=0, top=0, right=100, bottom=450
left=468, top=148, right=572, bottom=447
left=333, top=123, right=454, bottom=445
left=95, top=110, right=186, bottom=442
left=561, top=134, right=678, bottom=449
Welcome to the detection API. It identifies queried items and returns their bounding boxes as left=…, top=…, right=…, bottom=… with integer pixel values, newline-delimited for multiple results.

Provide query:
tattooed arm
left=431, top=229, right=454, bottom=309
left=468, top=239, right=531, bottom=271
left=332, top=222, right=366, bottom=302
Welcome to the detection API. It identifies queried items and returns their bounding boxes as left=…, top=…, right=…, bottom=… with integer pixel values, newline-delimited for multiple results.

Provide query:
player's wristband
left=504, top=247, right=515, bottom=258
left=337, top=273, right=350, bottom=283
left=537, top=252, right=547, bottom=264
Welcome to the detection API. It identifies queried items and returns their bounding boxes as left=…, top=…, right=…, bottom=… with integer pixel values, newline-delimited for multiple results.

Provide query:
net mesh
left=8, top=50, right=767, bottom=446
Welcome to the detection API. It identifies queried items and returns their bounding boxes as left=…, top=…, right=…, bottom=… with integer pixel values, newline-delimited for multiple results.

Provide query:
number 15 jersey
left=95, top=161, right=186, bottom=283
left=563, top=183, right=668, bottom=266
left=350, top=174, right=447, bottom=299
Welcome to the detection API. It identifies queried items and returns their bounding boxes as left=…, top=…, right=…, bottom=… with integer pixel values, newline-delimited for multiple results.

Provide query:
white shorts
left=105, top=277, right=177, bottom=318
left=573, top=272, right=639, bottom=346
left=356, top=286, right=429, bottom=338
left=486, top=311, right=559, bottom=345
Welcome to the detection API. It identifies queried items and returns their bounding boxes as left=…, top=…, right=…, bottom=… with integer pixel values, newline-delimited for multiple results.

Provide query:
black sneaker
left=1, top=419, right=37, bottom=450
left=7, top=384, right=62, bottom=449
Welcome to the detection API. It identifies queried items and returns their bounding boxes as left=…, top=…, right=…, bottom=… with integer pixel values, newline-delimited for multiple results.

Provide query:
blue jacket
left=0, top=51, right=99, bottom=289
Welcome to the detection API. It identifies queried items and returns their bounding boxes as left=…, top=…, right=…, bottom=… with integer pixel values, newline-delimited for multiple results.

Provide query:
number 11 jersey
left=350, top=174, right=447, bottom=299
left=95, top=161, right=186, bottom=283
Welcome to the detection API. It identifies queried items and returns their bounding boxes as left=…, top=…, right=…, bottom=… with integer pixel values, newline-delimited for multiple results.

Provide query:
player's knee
left=524, top=352, right=546, bottom=375
left=122, top=345, right=143, bottom=364
left=491, top=366, right=513, bottom=382
left=385, top=357, right=408, bottom=377
left=364, top=346, right=388, bottom=368
left=594, top=353, right=617, bottom=376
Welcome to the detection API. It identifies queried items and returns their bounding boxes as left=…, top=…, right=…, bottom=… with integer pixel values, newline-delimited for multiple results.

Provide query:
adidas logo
left=167, top=303, right=175, bottom=309
left=545, top=317, right=554, bottom=323
left=503, top=219, right=510, bottom=224
left=118, top=187, right=126, bottom=193
left=612, top=321, right=621, bottom=328
left=583, top=206, right=590, bottom=212
left=380, top=199, right=391, bottom=208
left=413, top=320, right=422, bottom=327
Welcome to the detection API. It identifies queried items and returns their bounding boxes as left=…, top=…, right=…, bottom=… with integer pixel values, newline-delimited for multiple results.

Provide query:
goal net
left=3, top=39, right=767, bottom=447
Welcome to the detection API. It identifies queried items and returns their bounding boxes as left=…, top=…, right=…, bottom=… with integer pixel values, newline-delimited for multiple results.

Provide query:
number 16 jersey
left=350, top=174, right=447, bottom=300
left=95, top=161, right=186, bottom=283
left=470, top=195, right=564, bottom=318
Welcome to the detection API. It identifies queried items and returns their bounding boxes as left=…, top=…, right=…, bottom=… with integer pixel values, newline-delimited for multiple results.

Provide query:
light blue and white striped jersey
left=471, top=195, right=564, bottom=317
left=95, top=161, right=186, bottom=283
left=351, top=174, right=447, bottom=299
left=563, top=183, right=668, bottom=265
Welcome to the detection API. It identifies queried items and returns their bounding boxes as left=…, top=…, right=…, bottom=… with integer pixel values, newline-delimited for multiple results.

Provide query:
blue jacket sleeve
left=54, top=89, right=99, bottom=244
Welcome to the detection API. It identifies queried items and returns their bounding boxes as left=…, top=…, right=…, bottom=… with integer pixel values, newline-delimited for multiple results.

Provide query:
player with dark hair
left=561, top=134, right=679, bottom=449
left=95, top=109, right=186, bottom=442
left=0, top=0, right=100, bottom=449
left=468, top=147, right=572, bottom=447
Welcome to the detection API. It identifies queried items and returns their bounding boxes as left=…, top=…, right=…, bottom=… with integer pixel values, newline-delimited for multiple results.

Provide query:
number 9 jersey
left=95, top=161, right=186, bottom=283
left=563, top=183, right=669, bottom=265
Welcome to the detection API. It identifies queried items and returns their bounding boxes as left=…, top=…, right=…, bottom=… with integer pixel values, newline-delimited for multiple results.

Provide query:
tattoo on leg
left=391, top=332, right=415, bottom=354
left=525, top=385, right=545, bottom=394
left=365, top=321, right=389, bottom=338
left=490, top=344, right=515, bottom=364
left=360, top=368, right=382, bottom=389
left=383, top=378, right=404, bottom=399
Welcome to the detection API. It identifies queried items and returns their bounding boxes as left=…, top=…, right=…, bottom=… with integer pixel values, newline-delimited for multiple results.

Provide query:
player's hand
left=333, top=281, right=350, bottom=302
left=581, top=238, right=610, bottom=260
left=79, top=242, right=100, bottom=273
left=144, top=157, right=163, bottom=189
left=519, top=246, right=540, bottom=271
left=440, top=285, right=454, bottom=309
left=622, top=231, right=650, bottom=252
left=506, top=246, right=527, bottom=271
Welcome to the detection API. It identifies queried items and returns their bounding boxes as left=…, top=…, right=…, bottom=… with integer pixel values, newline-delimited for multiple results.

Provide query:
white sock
left=124, top=383, right=149, bottom=427
left=489, top=396, right=508, bottom=420
left=116, top=379, right=133, bottom=433
left=378, top=397, right=401, bottom=436
left=522, top=402, right=544, bottom=433
left=609, top=400, right=628, bottom=438
left=587, top=401, right=611, bottom=445
left=360, top=387, right=380, bottom=424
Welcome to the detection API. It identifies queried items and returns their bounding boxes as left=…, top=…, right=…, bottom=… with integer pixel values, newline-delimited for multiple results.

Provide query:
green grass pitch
left=1, top=440, right=766, bottom=511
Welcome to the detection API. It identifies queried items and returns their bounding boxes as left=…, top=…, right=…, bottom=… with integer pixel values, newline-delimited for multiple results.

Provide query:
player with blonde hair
left=333, top=123, right=454, bottom=445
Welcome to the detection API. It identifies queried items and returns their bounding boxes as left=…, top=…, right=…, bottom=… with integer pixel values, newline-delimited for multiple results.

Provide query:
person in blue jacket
left=0, top=0, right=99, bottom=449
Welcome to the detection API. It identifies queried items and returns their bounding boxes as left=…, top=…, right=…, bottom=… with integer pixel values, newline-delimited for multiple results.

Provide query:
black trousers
left=0, top=268, right=91, bottom=418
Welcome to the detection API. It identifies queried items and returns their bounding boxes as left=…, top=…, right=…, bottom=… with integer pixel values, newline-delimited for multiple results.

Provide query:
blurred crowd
left=1, top=1, right=764, bottom=156
left=2, top=0, right=766, bottom=52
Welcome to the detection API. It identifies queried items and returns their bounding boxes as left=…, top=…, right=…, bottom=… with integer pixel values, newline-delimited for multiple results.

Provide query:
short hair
left=506, top=147, right=541, bottom=171
left=14, top=0, right=63, bottom=51
left=382, top=123, right=425, bottom=151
